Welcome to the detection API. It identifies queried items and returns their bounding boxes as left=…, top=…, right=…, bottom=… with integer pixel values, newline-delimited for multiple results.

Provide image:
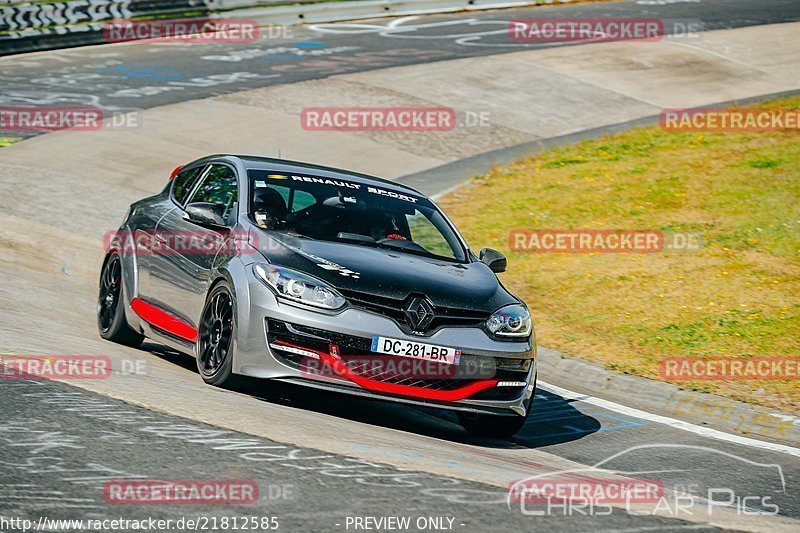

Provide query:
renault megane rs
left=98, top=155, right=536, bottom=437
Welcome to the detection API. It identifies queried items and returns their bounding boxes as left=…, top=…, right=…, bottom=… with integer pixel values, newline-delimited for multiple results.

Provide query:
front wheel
left=196, top=281, right=240, bottom=388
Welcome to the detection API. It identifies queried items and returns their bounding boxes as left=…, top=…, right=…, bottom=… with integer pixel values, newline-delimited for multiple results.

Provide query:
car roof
left=192, top=154, right=425, bottom=197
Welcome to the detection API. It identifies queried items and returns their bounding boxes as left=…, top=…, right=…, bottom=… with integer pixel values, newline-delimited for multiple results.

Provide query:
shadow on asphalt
left=145, top=343, right=600, bottom=450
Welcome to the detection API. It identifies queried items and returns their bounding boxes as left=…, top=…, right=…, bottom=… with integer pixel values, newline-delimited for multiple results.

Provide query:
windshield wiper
left=336, top=232, right=376, bottom=244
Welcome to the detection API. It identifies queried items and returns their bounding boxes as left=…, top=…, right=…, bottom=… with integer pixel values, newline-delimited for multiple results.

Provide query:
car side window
left=171, top=166, right=204, bottom=205
left=187, top=164, right=238, bottom=219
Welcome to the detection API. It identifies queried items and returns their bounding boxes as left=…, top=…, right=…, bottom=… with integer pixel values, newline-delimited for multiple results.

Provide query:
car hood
left=250, top=230, right=517, bottom=312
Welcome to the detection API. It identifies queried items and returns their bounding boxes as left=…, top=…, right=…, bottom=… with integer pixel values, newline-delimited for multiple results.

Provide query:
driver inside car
left=252, top=187, right=288, bottom=230
left=369, top=212, right=408, bottom=241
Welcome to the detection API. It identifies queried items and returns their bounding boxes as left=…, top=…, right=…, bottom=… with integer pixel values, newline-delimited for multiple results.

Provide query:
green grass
left=438, top=96, right=800, bottom=413
left=0, top=137, right=23, bottom=148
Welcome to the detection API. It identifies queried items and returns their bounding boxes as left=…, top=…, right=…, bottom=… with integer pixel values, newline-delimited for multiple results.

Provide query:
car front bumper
left=234, top=279, right=536, bottom=417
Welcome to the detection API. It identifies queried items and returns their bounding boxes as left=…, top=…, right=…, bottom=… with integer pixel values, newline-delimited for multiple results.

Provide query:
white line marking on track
left=538, top=381, right=800, bottom=459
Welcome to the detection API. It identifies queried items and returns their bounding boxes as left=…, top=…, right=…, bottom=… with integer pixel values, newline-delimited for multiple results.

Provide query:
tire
left=98, top=253, right=144, bottom=347
left=196, top=281, right=240, bottom=388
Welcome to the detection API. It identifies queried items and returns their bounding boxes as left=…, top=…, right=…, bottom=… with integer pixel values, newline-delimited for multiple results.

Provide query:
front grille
left=266, top=318, right=529, bottom=400
left=337, top=289, right=490, bottom=335
left=340, top=356, right=475, bottom=391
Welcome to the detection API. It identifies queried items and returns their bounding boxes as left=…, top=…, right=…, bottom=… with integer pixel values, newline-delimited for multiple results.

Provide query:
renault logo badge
left=404, top=297, right=434, bottom=331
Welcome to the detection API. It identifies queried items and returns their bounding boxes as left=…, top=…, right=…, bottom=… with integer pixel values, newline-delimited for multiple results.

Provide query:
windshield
left=247, top=170, right=466, bottom=262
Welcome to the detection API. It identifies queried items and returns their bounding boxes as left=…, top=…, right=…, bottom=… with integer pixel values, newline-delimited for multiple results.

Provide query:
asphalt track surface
left=2, top=0, right=800, bottom=532
left=1, top=0, right=800, bottom=139
left=0, top=379, right=730, bottom=533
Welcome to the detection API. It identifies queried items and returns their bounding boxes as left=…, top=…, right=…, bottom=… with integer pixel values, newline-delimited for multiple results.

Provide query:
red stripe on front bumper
left=131, top=298, right=197, bottom=343
left=272, top=340, right=498, bottom=402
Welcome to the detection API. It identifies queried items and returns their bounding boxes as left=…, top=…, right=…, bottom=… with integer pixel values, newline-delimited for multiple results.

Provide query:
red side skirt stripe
left=131, top=298, right=197, bottom=343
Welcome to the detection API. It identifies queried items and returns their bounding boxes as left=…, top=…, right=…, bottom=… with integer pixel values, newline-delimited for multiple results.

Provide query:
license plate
left=371, top=336, right=461, bottom=365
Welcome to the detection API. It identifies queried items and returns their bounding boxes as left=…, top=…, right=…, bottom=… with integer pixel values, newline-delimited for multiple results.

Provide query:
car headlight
left=254, top=264, right=346, bottom=310
left=486, top=304, right=531, bottom=338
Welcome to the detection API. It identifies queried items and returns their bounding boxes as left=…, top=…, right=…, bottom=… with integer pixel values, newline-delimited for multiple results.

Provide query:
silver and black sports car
left=98, top=155, right=536, bottom=437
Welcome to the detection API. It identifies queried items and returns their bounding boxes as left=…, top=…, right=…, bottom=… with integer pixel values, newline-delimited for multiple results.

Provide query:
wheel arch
left=204, top=259, right=252, bottom=376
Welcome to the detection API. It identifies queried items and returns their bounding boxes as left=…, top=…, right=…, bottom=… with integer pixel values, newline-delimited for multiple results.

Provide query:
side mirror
left=185, top=202, right=227, bottom=228
left=479, top=248, right=507, bottom=273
